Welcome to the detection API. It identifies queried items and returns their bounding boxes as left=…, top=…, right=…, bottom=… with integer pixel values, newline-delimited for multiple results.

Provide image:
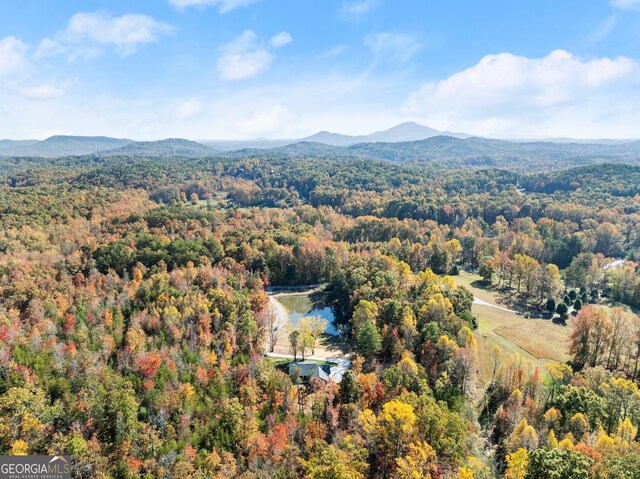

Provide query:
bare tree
left=267, top=305, right=281, bottom=353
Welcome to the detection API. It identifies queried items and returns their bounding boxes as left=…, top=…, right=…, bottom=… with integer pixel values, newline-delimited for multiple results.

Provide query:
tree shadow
left=493, top=288, right=537, bottom=313
left=469, top=279, right=527, bottom=311
left=308, top=290, right=328, bottom=309
left=552, top=316, right=568, bottom=326
left=321, top=333, right=350, bottom=355
left=470, top=279, right=492, bottom=290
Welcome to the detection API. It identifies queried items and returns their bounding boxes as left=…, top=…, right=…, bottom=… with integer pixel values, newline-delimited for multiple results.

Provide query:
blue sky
left=1, top=0, right=639, bottom=139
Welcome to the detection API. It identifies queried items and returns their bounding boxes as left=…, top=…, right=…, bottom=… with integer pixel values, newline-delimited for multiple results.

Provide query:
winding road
left=472, top=296, right=519, bottom=314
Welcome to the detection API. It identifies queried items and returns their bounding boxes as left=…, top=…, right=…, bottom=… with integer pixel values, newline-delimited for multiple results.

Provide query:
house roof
left=289, top=361, right=330, bottom=381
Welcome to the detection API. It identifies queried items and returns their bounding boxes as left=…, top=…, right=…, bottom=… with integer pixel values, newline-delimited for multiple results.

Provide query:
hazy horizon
left=3, top=120, right=639, bottom=144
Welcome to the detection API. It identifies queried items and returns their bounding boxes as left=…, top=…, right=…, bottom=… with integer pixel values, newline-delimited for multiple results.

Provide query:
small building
left=288, top=361, right=330, bottom=383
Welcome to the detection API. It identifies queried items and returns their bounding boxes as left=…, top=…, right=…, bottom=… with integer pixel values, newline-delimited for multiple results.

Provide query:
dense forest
left=1, top=153, right=639, bottom=478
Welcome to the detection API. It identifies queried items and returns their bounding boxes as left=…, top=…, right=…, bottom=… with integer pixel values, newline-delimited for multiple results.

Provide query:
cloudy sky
left=1, top=0, right=640, bottom=140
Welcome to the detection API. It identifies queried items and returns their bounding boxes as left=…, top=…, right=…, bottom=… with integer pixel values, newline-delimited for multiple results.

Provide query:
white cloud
left=0, top=68, right=406, bottom=140
left=364, top=33, right=421, bottom=63
left=402, top=50, right=640, bottom=137
left=0, top=37, right=29, bottom=78
left=0, top=37, right=66, bottom=101
left=218, top=30, right=285, bottom=81
left=176, top=98, right=203, bottom=120
left=168, top=0, right=259, bottom=13
left=269, top=32, right=292, bottom=49
left=37, top=11, right=174, bottom=59
left=316, top=45, right=348, bottom=59
left=591, top=13, right=617, bottom=43
left=340, top=0, right=381, bottom=18
left=611, top=0, right=640, bottom=10
left=18, top=84, right=66, bottom=100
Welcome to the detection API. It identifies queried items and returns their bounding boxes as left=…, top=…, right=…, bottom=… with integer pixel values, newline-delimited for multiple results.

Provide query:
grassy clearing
left=449, top=271, right=571, bottom=387
left=451, top=270, right=503, bottom=305
left=189, top=192, right=229, bottom=209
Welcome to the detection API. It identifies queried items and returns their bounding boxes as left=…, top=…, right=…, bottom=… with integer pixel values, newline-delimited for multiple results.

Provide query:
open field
left=449, top=271, right=571, bottom=386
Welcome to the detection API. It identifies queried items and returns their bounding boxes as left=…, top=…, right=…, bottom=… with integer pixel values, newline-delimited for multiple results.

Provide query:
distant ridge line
left=0, top=122, right=638, bottom=158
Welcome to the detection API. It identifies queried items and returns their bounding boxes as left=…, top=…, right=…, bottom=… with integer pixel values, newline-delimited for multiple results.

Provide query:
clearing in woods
left=449, top=270, right=571, bottom=387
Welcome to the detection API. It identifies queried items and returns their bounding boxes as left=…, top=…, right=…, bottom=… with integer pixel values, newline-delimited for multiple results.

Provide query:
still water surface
left=274, top=291, right=338, bottom=336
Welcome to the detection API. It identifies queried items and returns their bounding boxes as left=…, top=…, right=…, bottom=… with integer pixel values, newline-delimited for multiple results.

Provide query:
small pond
left=271, top=291, right=339, bottom=336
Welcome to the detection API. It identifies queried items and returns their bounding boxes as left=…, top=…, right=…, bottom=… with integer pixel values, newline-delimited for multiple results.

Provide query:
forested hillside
left=0, top=155, right=639, bottom=478
left=4, top=134, right=640, bottom=171
left=226, top=136, right=640, bottom=171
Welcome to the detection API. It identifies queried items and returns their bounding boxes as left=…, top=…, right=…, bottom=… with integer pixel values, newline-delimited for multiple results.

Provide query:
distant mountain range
left=224, top=135, right=640, bottom=171
left=0, top=136, right=135, bottom=157
left=302, top=122, right=470, bottom=146
left=0, top=135, right=216, bottom=158
left=1, top=123, right=639, bottom=172
left=0, top=139, right=39, bottom=151
left=203, top=122, right=469, bottom=150
left=0, top=122, right=463, bottom=157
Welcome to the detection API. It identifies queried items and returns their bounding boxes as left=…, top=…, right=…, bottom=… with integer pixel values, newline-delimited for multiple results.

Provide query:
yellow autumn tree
left=10, top=439, right=28, bottom=455
left=378, top=401, right=416, bottom=458
left=543, top=407, right=562, bottom=427
left=399, top=306, right=418, bottom=349
left=300, top=436, right=368, bottom=479
left=456, top=467, right=474, bottom=479
left=125, top=325, right=146, bottom=354
left=509, top=418, right=539, bottom=451
left=504, top=448, right=528, bottom=479
left=617, top=418, right=637, bottom=442
left=393, top=440, right=437, bottom=479
left=457, top=325, right=477, bottom=350
left=558, top=432, right=575, bottom=450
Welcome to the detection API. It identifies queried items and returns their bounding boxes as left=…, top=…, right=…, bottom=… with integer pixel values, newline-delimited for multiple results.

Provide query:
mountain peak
left=388, top=121, right=429, bottom=129
left=297, top=122, right=470, bottom=147
left=45, top=135, right=129, bottom=141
